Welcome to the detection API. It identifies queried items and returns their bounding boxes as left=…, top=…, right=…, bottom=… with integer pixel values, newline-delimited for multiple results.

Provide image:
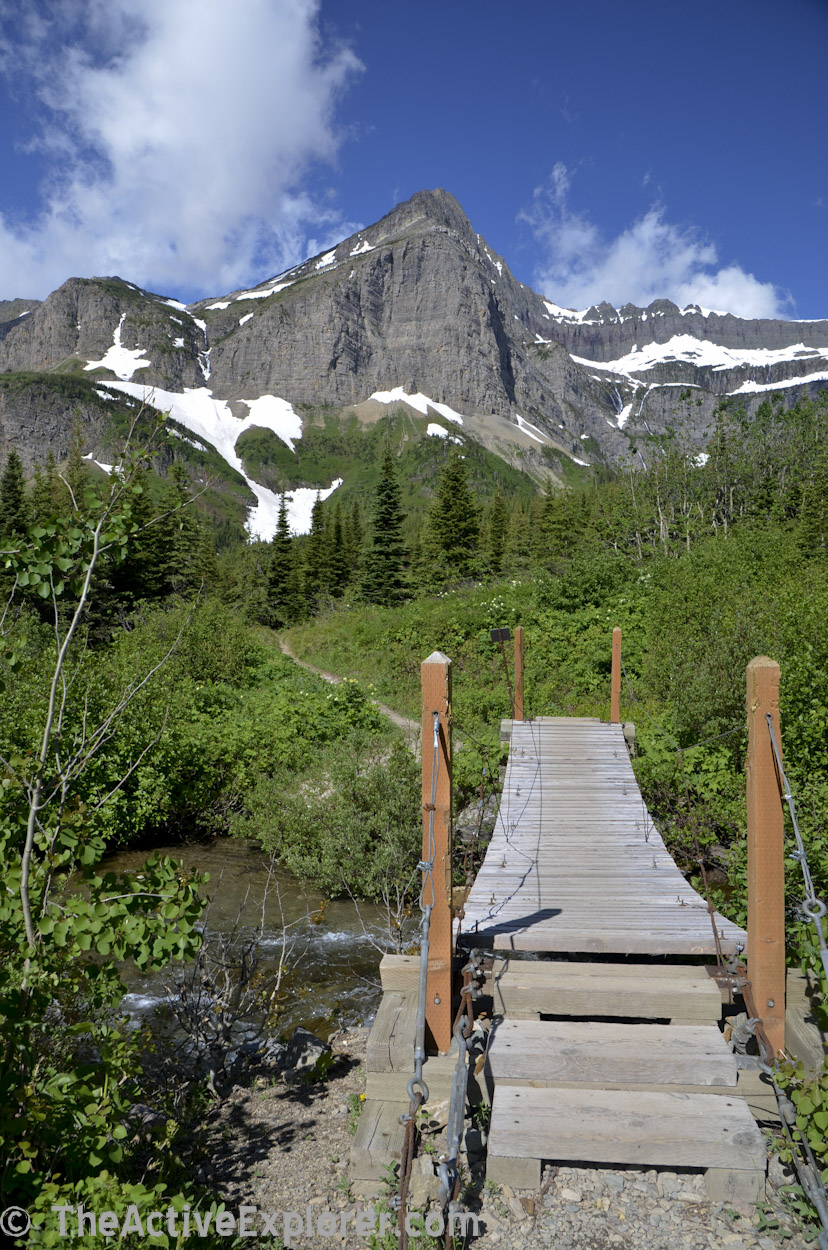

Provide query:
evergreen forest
left=3, top=392, right=828, bottom=1239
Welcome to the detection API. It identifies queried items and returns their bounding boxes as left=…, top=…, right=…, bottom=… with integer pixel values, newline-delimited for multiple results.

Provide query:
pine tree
left=426, top=448, right=480, bottom=581
left=0, top=449, right=30, bottom=538
left=344, top=500, right=363, bottom=579
left=64, top=427, right=89, bottom=513
left=156, top=462, right=200, bottom=595
left=31, top=452, right=63, bottom=522
left=361, top=445, right=408, bottom=605
left=799, top=450, right=828, bottom=558
left=487, top=491, right=508, bottom=576
left=327, top=503, right=348, bottom=597
left=267, top=496, right=294, bottom=626
left=303, top=494, right=329, bottom=606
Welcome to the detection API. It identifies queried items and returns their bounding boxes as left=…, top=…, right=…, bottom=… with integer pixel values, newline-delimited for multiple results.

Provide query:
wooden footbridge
left=352, top=632, right=808, bottom=1211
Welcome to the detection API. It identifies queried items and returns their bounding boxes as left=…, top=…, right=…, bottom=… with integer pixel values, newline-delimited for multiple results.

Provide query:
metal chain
left=739, top=977, right=828, bottom=1249
left=438, top=956, right=482, bottom=1217
left=765, top=714, right=828, bottom=983
left=399, top=711, right=441, bottom=1250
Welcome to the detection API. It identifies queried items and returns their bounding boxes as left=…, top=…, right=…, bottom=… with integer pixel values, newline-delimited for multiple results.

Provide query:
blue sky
left=0, top=0, right=825, bottom=318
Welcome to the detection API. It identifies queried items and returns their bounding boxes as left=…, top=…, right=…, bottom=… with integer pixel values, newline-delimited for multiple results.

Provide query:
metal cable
left=400, top=711, right=441, bottom=1250
left=741, top=977, right=828, bottom=1249
left=766, top=714, right=828, bottom=984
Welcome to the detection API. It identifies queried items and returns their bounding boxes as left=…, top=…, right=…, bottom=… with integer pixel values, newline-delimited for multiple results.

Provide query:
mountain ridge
left=1, top=188, right=826, bottom=536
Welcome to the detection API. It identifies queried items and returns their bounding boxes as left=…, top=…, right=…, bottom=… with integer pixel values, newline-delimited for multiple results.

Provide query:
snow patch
left=102, top=383, right=338, bottom=539
left=206, top=301, right=230, bottom=310
left=514, top=414, right=546, bottom=444
left=172, top=337, right=185, bottom=348
left=315, top=249, right=337, bottom=270
left=83, top=452, right=114, bottom=474
left=239, top=313, right=254, bottom=326
left=617, top=401, right=634, bottom=429
left=571, top=335, right=828, bottom=379
left=544, top=300, right=588, bottom=322
left=694, top=452, right=710, bottom=466
left=350, top=239, right=374, bottom=256
left=84, top=314, right=151, bottom=381
left=427, top=423, right=462, bottom=443
left=234, top=281, right=294, bottom=302
left=369, top=387, right=465, bottom=426
left=158, top=297, right=188, bottom=311
left=240, top=396, right=303, bottom=452
left=729, top=369, right=828, bottom=395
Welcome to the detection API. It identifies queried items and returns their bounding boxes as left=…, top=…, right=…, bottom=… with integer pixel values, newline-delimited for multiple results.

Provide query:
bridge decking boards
left=459, top=717, right=747, bottom=956
left=352, top=718, right=765, bottom=1204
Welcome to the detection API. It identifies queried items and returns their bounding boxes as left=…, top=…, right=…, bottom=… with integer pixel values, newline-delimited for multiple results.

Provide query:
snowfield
left=103, top=381, right=341, bottom=540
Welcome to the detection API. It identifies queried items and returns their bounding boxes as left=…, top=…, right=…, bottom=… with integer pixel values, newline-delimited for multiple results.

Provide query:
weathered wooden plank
left=492, top=959, right=722, bottom=1020
left=365, top=991, right=417, bottom=1073
left=350, top=1099, right=407, bottom=1179
left=486, top=1019, right=737, bottom=1086
left=379, top=953, right=420, bottom=992
left=487, top=1086, right=766, bottom=1171
left=482, top=931, right=744, bottom=956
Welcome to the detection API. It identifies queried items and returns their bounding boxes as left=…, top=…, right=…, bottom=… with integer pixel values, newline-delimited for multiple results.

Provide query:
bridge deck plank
left=459, top=718, right=747, bottom=956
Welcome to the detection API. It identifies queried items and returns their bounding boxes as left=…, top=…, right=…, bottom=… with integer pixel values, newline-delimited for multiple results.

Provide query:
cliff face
left=0, top=188, right=826, bottom=495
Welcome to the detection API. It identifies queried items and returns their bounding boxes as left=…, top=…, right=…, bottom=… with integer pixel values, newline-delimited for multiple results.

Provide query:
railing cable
left=399, top=711, right=440, bottom=1250
left=766, top=714, right=828, bottom=984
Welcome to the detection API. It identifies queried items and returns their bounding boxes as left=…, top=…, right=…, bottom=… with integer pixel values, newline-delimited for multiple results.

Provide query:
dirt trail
left=278, top=638, right=420, bottom=741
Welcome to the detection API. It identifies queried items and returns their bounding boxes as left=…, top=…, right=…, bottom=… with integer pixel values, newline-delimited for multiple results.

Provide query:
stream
left=104, top=837, right=387, bottom=1042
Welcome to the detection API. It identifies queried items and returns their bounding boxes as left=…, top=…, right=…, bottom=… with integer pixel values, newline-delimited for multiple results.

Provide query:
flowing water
left=103, top=837, right=386, bottom=1041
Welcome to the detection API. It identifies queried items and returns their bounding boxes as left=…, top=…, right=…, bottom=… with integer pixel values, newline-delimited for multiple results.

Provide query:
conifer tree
left=0, top=449, right=30, bottom=538
left=31, top=452, right=62, bottom=522
left=156, top=462, right=200, bottom=595
left=487, top=491, right=508, bottom=576
left=361, top=445, right=408, bottom=605
left=64, top=428, right=89, bottom=513
left=327, top=503, right=348, bottom=597
left=267, top=496, right=294, bottom=625
left=799, top=450, right=828, bottom=558
left=303, top=494, right=329, bottom=606
left=344, top=499, right=363, bottom=578
left=425, top=447, right=480, bottom=581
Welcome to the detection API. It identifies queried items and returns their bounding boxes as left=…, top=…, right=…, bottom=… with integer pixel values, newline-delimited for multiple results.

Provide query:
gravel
left=195, top=1029, right=816, bottom=1248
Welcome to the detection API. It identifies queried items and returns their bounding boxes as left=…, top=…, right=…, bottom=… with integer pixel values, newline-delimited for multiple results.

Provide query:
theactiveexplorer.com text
left=47, top=1203, right=480, bottom=1240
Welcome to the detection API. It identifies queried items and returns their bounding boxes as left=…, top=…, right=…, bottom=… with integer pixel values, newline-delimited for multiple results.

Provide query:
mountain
left=1, top=189, right=826, bottom=536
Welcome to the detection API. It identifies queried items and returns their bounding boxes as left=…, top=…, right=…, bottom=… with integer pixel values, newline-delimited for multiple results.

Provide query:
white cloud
left=522, top=163, right=785, bottom=319
left=0, top=0, right=362, bottom=299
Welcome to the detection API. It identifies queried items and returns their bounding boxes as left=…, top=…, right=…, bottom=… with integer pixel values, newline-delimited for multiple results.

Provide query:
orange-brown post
left=514, top=626, right=525, bottom=722
left=421, top=651, right=453, bottom=1054
left=746, top=656, right=786, bottom=1056
left=610, top=627, right=622, bottom=724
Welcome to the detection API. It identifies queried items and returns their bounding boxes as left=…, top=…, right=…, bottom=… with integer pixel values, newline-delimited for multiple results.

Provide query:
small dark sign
left=490, top=627, right=511, bottom=643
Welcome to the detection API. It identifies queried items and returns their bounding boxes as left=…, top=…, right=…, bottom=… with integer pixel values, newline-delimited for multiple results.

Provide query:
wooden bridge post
left=514, top=626, right=525, bottom=721
left=611, top=627, right=622, bottom=724
left=746, top=657, right=786, bottom=1057
left=421, top=651, right=453, bottom=1054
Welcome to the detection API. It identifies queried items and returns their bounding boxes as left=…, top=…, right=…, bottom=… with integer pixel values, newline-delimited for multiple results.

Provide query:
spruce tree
left=344, top=499, right=364, bottom=579
left=267, top=495, right=294, bottom=625
left=64, top=428, right=89, bottom=513
left=426, top=447, right=480, bottom=581
left=799, top=450, right=828, bottom=557
left=361, top=445, right=408, bottom=605
left=327, top=504, right=348, bottom=597
left=0, top=449, right=30, bottom=538
left=303, top=494, right=329, bottom=606
left=487, top=491, right=508, bottom=576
